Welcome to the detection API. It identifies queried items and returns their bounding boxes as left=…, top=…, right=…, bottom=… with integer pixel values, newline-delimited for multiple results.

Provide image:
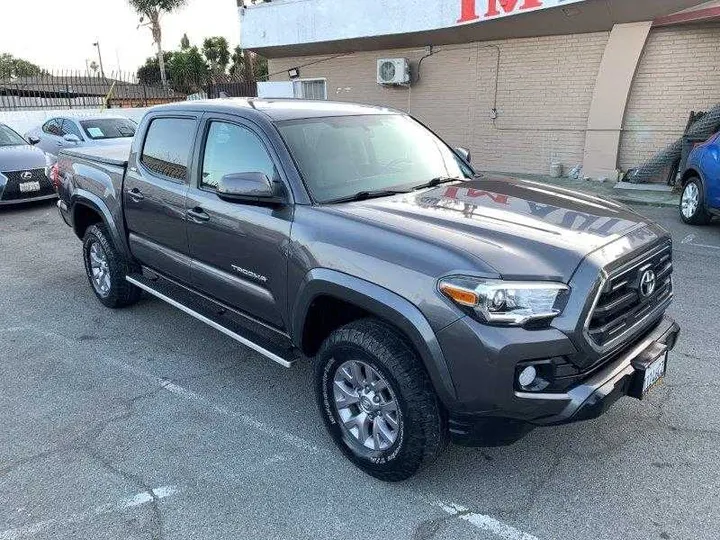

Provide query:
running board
left=126, top=274, right=299, bottom=368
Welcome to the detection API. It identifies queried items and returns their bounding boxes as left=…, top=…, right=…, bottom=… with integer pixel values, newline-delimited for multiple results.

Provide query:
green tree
left=137, top=51, right=174, bottom=85
left=168, top=46, right=208, bottom=93
left=0, top=53, right=43, bottom=78
left=229, top=47, right=268, bottom=83
left=202, top=37, right=230, bottom=77
left=129, top=0, right=188, bottom=89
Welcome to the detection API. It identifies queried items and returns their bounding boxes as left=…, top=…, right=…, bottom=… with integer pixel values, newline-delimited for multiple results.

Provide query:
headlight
left=438, top=277, right=570, bottom=326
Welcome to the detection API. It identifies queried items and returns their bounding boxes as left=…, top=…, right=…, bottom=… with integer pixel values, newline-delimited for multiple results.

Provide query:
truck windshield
left=0, top=124, right=28, bottom=147
left=277, top=114, right=472, bottom=203
left=80, top=118, right=136, bottom=140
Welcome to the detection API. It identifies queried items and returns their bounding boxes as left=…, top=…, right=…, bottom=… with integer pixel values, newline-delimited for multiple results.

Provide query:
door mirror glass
left=217, top=172, right=283, bottom=204
left=456, top=147, right=471, bottom=163
left=27, top=136, right=40, bottom=145
left=63, top=134, right=81, bottom=143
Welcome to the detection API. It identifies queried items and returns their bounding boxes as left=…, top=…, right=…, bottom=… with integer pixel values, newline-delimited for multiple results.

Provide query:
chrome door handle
left=187, top=207, right=210, bottom=223
left=127, top=188, right=145, bottom=202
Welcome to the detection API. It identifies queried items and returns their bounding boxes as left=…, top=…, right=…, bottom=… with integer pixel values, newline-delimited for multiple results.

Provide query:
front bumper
left=441, top=315, right=680, bottom=446
left=0, top=193, right=57, bottom=206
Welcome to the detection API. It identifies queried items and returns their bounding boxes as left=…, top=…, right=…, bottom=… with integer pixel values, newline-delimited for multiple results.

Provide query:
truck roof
left=149, top=98, right=398, bottom=122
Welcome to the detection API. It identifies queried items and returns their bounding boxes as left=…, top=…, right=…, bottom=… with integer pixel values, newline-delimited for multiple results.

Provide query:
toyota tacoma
left=56, top=99, right=680, bottom=481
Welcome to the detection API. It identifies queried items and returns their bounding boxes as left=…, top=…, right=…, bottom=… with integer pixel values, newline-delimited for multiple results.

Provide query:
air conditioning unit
left=377, top=58, right=411, bottom=86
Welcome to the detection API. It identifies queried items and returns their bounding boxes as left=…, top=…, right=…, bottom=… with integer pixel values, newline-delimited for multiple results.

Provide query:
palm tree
left=129, top=0, right=188, bottom=89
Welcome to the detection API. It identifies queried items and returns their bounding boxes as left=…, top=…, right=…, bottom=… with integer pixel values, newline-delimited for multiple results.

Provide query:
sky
left=0, top=0, right=241, bottom=74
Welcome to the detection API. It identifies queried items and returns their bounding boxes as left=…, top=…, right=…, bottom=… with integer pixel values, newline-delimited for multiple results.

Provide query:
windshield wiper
left=325, top=189, right=410, bottom=204
left=412, top=176, right=464, bottom=191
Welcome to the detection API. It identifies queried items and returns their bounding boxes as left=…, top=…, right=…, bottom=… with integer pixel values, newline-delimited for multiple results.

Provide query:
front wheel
left=82, top=224, right=141, bottom=308
left=680, top=177, right=712, bottom=225
left=314, top=319, right=447, bottom=481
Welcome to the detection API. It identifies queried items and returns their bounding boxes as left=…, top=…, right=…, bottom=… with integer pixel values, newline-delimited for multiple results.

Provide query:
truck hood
left=326, top=176, right=652, bottom=282
left=0, top=144, right=46, bottom=172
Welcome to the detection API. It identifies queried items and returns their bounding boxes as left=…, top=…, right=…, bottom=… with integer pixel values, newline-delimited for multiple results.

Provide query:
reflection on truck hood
left=329, top=176, right=656, bottom=281
left=0, top=144, right=46, bottom=172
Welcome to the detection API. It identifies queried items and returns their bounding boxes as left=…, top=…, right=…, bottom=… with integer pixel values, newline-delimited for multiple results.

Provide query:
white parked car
left=25, top=116, right=136, bottom=157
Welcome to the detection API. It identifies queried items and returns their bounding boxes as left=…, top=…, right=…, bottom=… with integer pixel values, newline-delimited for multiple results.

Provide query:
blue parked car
left=680, top=132, right=720, bottom=225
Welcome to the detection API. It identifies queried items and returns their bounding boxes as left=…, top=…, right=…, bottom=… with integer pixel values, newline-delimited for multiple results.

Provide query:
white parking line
left=435, top=502, right=541, bottom=540
left=99, top=357, right=320, bottom=453
left=0, top=486, right=177, bottom=540
left=681, top=233, right=720, bottom=250
left=162, top=381, right=320, bottom=453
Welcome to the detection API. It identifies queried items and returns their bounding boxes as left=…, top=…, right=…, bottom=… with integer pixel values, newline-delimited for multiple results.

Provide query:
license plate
left=642, top=353, right=667, bottom=395
left=19, top=181, right=40, bottom=193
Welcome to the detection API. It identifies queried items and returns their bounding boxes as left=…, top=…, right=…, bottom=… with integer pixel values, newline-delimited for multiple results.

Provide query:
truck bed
left=60, top=142, right=131, bottom=167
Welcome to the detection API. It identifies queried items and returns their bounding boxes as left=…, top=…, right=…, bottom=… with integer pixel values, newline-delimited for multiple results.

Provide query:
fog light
left=518, top=366, right=538, bottom=388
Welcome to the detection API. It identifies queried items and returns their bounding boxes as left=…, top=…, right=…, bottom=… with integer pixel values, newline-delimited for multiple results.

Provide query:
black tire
left=314, top=318, right=447, bottom=481
left=680, top=177, right=712, bottom=225
left=82, top=224, right=141, bottom=308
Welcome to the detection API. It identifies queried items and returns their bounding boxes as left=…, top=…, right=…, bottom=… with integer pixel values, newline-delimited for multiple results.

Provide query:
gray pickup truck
left=56, top=99, right=680, bottom=481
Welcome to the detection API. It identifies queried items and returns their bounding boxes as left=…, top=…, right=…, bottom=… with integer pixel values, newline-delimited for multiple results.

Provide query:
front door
left=123, top=115, right=198, bottom=283
left=186, top=116, right=292, bottom=330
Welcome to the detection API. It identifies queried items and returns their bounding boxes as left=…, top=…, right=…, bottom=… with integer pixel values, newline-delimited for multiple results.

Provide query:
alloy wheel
left=332, top=359, right=401, bottom=451
left=681, top=182, right=700, bottom=219
left=89, top=241, right=111, bottom=297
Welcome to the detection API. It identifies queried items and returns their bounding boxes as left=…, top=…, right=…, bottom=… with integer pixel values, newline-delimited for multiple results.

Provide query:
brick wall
left=619, top=23, right=720, bottom=170
left=269, top=32, right=608, bottom=175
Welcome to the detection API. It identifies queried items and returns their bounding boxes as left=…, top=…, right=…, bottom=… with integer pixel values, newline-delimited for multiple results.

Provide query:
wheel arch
left=292, top=268, right=458, bottom=405
left=680, top=167, right=705, bottom=188
left=70, top=191, right=131, bottom=258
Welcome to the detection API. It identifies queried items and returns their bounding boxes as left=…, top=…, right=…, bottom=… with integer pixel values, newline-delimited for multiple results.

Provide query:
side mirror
left=63, top=134, right=81, bottom=144
left=456, top=147, right=471, bottom=163
left=217, top=172, right=285, bottom=205
left=27, top=136, right=40, bottom=145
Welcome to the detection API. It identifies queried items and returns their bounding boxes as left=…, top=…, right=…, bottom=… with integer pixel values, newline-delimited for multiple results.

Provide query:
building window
left=293, top=79, right=327, bottom=100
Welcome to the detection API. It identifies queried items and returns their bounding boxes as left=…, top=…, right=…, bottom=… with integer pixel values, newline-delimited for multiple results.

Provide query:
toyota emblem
left=639, top=269, right=656, bottom=298
left=20, top=171, right=33, bottom=180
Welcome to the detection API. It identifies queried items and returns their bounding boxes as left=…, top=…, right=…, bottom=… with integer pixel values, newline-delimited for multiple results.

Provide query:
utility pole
left=92, top=41, right=106, bottom=78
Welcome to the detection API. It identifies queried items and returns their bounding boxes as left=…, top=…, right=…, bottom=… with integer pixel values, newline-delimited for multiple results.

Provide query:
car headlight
left=438, top=277, right=570, bottom=326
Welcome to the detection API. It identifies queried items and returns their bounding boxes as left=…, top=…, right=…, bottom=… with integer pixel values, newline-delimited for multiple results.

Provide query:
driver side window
left=201, top=121, right=275, bottom=191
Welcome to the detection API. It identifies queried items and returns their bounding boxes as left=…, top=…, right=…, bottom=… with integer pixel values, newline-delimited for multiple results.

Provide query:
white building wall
left=241, top=0, right=586, bottom=49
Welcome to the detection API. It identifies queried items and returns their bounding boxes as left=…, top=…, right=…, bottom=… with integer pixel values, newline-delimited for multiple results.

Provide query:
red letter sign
left=485, top=0, right=543, bottom=18
left=457, top=0, right=480, bottom=23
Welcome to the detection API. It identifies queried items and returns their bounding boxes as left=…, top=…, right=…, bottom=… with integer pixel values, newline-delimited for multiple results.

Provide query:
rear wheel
left=82, top=224, right=141, bottom=308
left=680, top=177, right=712, bottom=225
left=314, top=319, right=447, bottom=481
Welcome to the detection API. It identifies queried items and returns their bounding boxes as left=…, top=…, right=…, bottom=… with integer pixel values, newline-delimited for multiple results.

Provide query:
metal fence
left=0, top=70, right=257, bottom=111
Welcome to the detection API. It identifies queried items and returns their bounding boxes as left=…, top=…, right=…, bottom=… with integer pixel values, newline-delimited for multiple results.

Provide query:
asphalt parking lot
left=1, top=199, right=719, bottom=540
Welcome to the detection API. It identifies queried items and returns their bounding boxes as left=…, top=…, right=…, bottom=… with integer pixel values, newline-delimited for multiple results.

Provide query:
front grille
left=0, top=169, right=54, bottom=201
left=587, top=244, right=673, bottom=348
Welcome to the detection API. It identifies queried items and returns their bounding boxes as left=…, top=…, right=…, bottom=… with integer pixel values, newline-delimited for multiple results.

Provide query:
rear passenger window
left=43, top=119, right=62, bottom=136
left=141, top=118, right=195, bottom=181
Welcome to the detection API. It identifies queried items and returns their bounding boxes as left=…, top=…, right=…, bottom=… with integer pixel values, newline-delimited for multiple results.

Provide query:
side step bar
left=126, top=274, right=299, bottom=368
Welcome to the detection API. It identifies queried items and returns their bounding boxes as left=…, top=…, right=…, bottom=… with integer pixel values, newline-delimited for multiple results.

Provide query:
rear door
left=185, top=114, right=293, bottom=330
left=123, top=114, right=199, bottom=283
